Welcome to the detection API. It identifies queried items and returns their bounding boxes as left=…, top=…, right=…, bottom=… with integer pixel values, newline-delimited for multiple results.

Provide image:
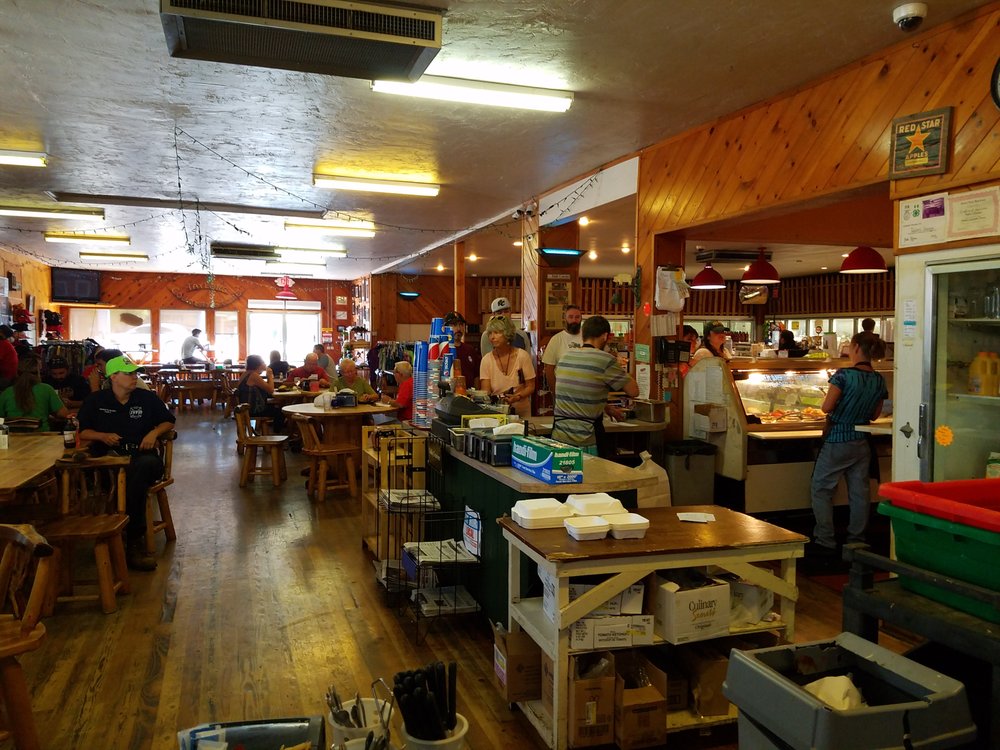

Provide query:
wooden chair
left=144, top=431, right=177, bottom=555
left=40, top=456, right=131, bottom=614
left=293, top=414, right=356, bottom=502
left=234, top=404, right=288, bottom=487
left=0, top=523, right=54, bottom=750
left=217, top=372, right=239, bottom=419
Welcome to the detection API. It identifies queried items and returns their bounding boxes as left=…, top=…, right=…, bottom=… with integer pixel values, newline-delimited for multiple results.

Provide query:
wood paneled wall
left=0, top=249, right=51, bottom=343
left=63, top=271, right=352, bottom=361
left=683, top=270, right=895, bottom=318
left=369, top=273, right=458, bottom=341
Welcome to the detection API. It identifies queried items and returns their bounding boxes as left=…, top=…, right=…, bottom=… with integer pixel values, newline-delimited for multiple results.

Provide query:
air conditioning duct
left=695, top=248, right=772, bottom=264
left=160, top=0, right=442, bottom=81
left=211, top=243, right=279, bottom=260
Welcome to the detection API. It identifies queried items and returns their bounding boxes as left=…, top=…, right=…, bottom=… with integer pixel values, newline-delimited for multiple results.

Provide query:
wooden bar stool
left=235, top=405, right=288, bottom=487
left=293, top=414, right=357, bottom=502
left=40, top=456, right=131, bottom=614
left=0, top=523, right=54, bottom=750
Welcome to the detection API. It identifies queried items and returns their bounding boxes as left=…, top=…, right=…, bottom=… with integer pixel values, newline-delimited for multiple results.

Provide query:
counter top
left=747, top=417, right=892, bottom=440
left=445, top=444, right=657, bottom=494
left=526, top=416, right=668, bottom=435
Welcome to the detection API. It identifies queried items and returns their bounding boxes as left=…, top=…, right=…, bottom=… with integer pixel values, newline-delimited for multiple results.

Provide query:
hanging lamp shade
left=690, top=263, right=726, bottom=290
left=840, top=245, right=887, bottom=274
left=742, top=248, right=780, bottom=284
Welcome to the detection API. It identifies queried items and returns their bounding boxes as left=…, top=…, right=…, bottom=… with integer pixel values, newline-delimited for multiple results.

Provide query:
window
left=160, top=310, right=207, bottom=364
left=214, top=310, right=239, bottom=363
left=70, top=308, right=152, bottom=358
left=246, top=300, right=321, bottom=365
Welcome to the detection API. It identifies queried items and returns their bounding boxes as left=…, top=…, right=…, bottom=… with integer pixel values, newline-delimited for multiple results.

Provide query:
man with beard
left=542, top=305, right=583, bottom=395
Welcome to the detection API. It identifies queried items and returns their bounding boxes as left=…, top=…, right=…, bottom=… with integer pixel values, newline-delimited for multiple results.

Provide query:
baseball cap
left=104, top=355, right=141, bottom=376
left=704, top=320, right=730, bottom=336
left=490, top=296, right=512, bottom=314
left=443, top=311, right=466, bottom=326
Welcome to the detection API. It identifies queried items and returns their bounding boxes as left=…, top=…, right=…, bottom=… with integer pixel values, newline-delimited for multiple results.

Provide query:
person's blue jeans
left=810, top=439, right=871, bottom=549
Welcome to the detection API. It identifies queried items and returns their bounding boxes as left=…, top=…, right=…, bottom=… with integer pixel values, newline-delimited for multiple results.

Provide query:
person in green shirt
left=0, top=354, right=70, bottom=431
left=333, top=358, right=378, bottom=403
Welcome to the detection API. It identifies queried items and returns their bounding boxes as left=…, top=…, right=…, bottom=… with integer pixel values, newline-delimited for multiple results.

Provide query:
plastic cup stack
left=412, top=341, right=430, bottom=426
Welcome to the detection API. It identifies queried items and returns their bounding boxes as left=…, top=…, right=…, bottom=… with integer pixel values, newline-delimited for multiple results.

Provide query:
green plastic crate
left=878, top=501, right=1000, bottom=623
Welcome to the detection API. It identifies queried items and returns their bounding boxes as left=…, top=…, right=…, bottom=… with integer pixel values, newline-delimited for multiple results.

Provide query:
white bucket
left=400, top=713, right=468, bottom=750
left=327, top=697, right=388, bottom=746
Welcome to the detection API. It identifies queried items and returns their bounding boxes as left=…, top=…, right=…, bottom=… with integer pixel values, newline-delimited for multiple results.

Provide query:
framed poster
left=335, top=295, right=348, bottom=305
left=335, top=310, right=348, bottom=320
left=889, top=107, right=951, bottom=179
left=545, top=281, right=571, bottom=330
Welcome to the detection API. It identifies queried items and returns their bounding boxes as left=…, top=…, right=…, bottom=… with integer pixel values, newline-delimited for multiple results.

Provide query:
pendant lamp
left=690, top=263, right=726, bottom=290
left=840, top=245, right=887, bottom=274
left=742, top=247, right=780, bottom=284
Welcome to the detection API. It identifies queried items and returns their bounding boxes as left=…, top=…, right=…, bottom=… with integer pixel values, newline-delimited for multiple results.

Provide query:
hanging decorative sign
left=274, top=275, right=297, bottom=300
left=167, top=280, right=243, bottom=309
left=889, top=107, right=951, bottom=179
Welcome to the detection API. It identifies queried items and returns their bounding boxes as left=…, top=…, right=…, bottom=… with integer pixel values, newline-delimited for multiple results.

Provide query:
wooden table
left=0, top=434, right=66, bottom=500
left=270, top=388, right=322, bottom=404
left=281, top=403, right=397, bottom=445
left=500, top=506, right=806, bottom=749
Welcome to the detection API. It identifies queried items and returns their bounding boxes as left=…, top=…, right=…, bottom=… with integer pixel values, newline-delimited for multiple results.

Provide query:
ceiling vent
left=160, top=0, right=442, bottom=81
left=211, top=243, right=279, bottom=260
left=695, top=248, right=772, bottom=264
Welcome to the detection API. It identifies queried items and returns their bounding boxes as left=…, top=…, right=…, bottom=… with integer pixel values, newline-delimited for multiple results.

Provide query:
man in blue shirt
left=810, top=332, right=888, bottom=557
left=78, top=355, right=176, bottom=571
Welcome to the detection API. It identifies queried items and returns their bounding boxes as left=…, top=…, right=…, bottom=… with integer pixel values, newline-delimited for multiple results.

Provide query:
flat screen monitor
left=50, top=267, right=101, bottom=304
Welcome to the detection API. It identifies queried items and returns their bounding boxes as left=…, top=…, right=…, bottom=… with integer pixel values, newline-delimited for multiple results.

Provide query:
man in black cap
left=43, top=356, right=90, bottom=409
left=443, top=311, right=481, bottom=388
left=0, top=325, right=18, bottom=390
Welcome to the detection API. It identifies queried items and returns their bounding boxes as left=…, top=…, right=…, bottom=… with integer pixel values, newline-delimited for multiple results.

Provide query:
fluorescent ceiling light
left=0, top=205, right=104, bottom=221
left=399, top=291, right=420, bottom=299
left=284, top=218, right=376, bottom=238
left=313, top=174, right=440, bottom=197
left=45, top=232, right=130, bottom=245
left=79, top=252, right=148, bottom=262
left=0, top=149, right=47, bottom=167
left=371, top=75, right=574, bottom=112
left=276, top=247, right=348, bottom=259
left=540, top=247, right=583, bottom=257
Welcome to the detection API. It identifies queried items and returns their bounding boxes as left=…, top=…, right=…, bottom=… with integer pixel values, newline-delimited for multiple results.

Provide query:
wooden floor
left=12, top=410, right=916, bottom=749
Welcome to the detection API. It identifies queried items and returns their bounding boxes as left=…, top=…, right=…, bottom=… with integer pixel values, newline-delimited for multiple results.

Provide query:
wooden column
left=453, top=241, right=466, bottom=315
left=369, top=274, right=399, bottom=341
left=529, top=218, right=581, bottom=349
left=519, top=204, right=541, bottom=351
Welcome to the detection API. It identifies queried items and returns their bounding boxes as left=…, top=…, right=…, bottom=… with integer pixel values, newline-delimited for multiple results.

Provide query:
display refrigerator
left=684, top=357, right=893, bottom=513
left=894, top=244, right=1000, bottom=481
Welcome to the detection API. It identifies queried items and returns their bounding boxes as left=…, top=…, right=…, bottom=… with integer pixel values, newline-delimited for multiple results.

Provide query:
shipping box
left=653, top=570, right=730, bottom=644
left=512, top=436, right=584, bottom=484
left=692, top=402, right=727, bottom=433
left=569, top=615, right=654, bottom=650
left=568, top=652, right=615, bottom=747
left=614, top=652, right=668, bottom=750
left=539, top=568, right=644, bottom=623
left=678, top=643, right=731, bottom=717
left=541, top=652, right=555, bottom=718
left=493, top=625, right=542, bottom=703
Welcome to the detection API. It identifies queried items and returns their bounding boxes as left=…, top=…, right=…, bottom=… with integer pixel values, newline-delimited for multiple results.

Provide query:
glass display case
left=684, top=358, right=893, bottom=513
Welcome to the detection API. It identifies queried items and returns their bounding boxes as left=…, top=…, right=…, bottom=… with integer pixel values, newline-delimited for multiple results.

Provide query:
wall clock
left=992, top=57, right=1000, bottom=111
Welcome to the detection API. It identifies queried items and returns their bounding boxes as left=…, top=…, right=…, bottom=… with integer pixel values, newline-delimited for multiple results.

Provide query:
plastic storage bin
left=723, top=632, right=976, bottom=749
left=662, top=440, right=716, bottom=506
left=878, top=478, right=1000, bottom=532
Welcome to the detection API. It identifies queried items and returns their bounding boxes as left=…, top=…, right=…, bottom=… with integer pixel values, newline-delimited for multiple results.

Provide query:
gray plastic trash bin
left=723, top=632, right=976, bottom=749
left=662, top=439, right=716, bottom=506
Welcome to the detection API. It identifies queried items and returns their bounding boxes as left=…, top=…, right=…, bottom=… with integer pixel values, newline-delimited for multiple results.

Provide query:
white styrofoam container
left=564, top=515, right=610, bottom=541
left=603, top=512, right=650, bottom=539
left=512, top=497, right=573, bottom=529
left=565, top=493, right=626, bottom=517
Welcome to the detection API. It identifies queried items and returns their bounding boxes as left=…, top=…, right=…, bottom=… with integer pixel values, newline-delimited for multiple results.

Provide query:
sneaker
left=126, top=541, right=157, bottom=571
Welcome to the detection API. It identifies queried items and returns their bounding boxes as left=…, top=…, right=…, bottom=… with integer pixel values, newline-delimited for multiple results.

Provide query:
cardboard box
left=539, top=568, right=645, bottom=623
left=678, top=643, right=731, bottom=717
left=653, top=570, right=730, bottom=644
left=512, top=436, right=584, bottom=484
left=614, top=653, right=668, bottom=750
left=568, top=652, right=615, bottom=747
left=693, top=402, right=727, bottom=433
left=569, top=614, right=655, bottom=650
left=645, top=646, right=690, bottom=711
left=730, top=580, right=775, bottom=626
left=493, top=625, right=542, bottom=703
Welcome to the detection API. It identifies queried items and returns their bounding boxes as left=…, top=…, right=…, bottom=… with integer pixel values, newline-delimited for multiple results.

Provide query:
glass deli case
left=684, top=358, right=893, bottom=513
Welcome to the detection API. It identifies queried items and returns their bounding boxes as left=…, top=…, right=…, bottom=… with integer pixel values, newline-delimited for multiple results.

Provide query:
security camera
left=893, top=3, right=927, bottom=32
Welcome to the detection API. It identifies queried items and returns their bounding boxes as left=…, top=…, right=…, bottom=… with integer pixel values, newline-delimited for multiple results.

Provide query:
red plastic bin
left=878, top=478, right=1000, bottom=533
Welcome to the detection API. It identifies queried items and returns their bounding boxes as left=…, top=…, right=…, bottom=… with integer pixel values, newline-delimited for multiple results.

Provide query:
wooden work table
left=0, top=434, right=66, bottom=499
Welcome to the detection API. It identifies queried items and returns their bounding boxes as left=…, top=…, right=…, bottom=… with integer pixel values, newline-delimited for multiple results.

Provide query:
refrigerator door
left=922, top=258, right=1000, bottom=480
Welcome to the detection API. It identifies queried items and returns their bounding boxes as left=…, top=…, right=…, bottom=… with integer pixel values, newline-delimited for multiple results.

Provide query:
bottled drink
left=969, top=351, right=990, bottom=395
left=0, top=419, right=7, bottom=450
left=63, top=415, right=79, bottom=449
